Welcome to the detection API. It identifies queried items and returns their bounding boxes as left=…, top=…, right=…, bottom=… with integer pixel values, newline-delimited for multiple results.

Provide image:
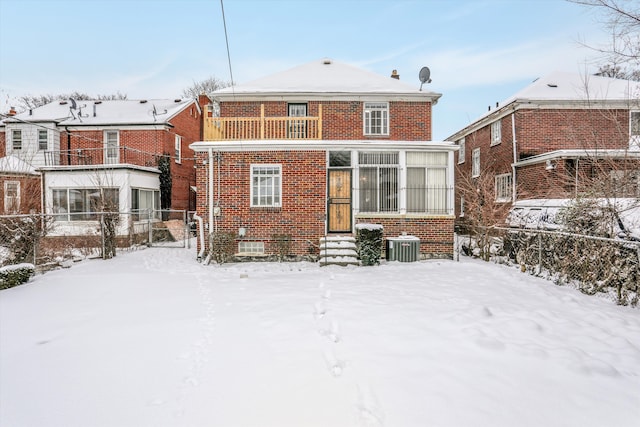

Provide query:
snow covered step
left=319, top=235, right=359, bottom=267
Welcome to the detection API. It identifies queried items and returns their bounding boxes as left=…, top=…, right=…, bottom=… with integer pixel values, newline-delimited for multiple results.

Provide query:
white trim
left=457, top=137, right=465, bottom=164
left=472, top=148, right=480, bottom=178
left=175, top=135, right=182, bottom=164
left=490, top=120, right=501, bottom=146
left=104, top=130, right=119, bottom=164
left=190, top=140, right=459, bottom=152
left=250, top=164, right=282, bottom=208
left=3, top=180, right=20, bottom=213
left=363, top=101, right=389, bottom=136
left=495, top=173, right=513, bottom=203
left=513, top=149, right=640, bottom=167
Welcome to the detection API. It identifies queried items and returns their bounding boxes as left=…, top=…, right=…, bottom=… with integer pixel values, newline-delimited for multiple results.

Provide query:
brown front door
left=327, top=169, right=352, bottom=233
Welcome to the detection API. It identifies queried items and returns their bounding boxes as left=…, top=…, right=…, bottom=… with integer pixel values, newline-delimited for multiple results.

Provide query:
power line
left=220, top=0, right=235, bottom=90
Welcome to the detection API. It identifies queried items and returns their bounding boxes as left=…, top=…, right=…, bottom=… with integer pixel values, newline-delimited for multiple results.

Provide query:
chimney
left=8, top=107, right=17, bottom=116
left=390, top=69, right=400, bottom=80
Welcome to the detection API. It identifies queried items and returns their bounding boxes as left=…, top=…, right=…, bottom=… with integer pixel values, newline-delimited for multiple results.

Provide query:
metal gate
left=148, top=209, right=191, bottom=248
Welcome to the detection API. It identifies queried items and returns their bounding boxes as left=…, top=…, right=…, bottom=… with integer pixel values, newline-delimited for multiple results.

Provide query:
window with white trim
left=491, top=120, right=501, bottom=145
left=495, top=173, right=513, bottom=202
left=131, top=188, right=161, bottom=220
left=251, top=165, right=281, bottom=207
left=38, top=130, right=48, bottom=150
left=12, top=130, right=22, bottom=150
left=406, top=152, right=449, bottom=214
left=630, top=111, right=640, bottom=149
left=238, top=241, right=265, bottom=255
left=4, top=181, right=20, bottom=213
left=458, top=138, right=465, bottom=164
left=104, top=131, right=119, bottom=164
left=363, top=102, right=389, bottom=136
left=52, top=188, right=119, bottom=221
left=358, top=151, right=398, bottom=212
left=472, top=148, right=480, bottom=177
left=459, top=196, right=465, bottom=217
left=175, top=135, right=182, bottom=163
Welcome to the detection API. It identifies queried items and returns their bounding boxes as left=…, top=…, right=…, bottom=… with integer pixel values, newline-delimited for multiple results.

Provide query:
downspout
left=192, top=212, right=205, bottom=259
left=511, top=112, right=517, bottom=203
left=65, top=126, right=71, bottom=165
left=207, top=148, right=214, bottom=262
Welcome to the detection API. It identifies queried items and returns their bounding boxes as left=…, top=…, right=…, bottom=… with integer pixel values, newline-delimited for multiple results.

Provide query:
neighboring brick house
left=448, top=71, right=640, bottom=227
left=0, top=155, right=41, bottom=214
left=0, top=98, right=205, bottom=234
left=191, top=58, right=459, bottom=262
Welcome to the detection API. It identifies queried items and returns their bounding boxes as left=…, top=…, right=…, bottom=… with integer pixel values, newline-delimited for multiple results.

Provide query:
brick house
left=448, top=71, right=640, bottom=227
left=190, top=59, right=459, bottom=262
left=0, top=98, right=205, bottom=234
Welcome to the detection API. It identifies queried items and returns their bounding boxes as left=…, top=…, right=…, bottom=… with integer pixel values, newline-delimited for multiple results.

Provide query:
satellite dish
left=418, top=66, right=432, bottom=91
left=69, top=98, right=77, bottom=109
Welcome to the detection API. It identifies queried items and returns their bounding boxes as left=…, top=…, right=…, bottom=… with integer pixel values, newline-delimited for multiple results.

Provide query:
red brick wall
left=0, top=130, right=5, bottom=156
left=355, top=216, right=454, bottom=258
left=195, top=150, right=327, bottom=256
left=0, top=174, right=42, bottom=214
left=220, top=100, right=433, bottom=141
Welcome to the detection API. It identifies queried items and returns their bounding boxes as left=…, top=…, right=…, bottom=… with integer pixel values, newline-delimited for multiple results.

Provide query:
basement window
left=238, top=241, right=264, bottom=255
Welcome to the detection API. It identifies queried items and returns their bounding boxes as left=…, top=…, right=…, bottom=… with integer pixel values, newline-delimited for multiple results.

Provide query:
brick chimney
left=8, top=107, right=17, bottom=116
left=390, top=70, right=400, bottom=80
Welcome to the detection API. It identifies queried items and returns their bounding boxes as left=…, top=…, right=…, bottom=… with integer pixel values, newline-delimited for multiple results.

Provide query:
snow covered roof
left=449, top=71, right=640, bottom=140
left=0, top=155, right=38, bottom=175
left=3, top=99, right=196, bottom=127
left=214, top=58, right=441, bottom=102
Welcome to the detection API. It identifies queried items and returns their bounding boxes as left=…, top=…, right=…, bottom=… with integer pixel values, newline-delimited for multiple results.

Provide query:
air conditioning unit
left=386, top=236, right=420, bottom=262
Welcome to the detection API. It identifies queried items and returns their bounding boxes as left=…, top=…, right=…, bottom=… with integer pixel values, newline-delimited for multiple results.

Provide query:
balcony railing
left=204, top=104, right=323, bottom=141
left=44, top=147, right=163, bottom=167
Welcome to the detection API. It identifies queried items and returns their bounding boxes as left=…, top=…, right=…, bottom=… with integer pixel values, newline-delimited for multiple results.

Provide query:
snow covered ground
left=1, top=245, right=639, bottom=427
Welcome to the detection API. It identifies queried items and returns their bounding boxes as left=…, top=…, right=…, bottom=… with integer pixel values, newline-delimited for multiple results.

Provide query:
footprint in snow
left=323, top=349, right=344, bottom=377
left=356, top=385, right=385, bottom=426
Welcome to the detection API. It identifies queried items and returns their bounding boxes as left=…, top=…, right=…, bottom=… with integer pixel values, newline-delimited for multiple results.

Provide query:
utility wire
left=220, top=0, right=235, bottom=91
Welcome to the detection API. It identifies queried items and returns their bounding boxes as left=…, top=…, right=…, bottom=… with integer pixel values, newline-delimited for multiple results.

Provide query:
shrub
left=0, top=263, right=35, bottom=290
left=356, top=223, right=383, bottom=266
left=209, top=231, right=236, bottom=264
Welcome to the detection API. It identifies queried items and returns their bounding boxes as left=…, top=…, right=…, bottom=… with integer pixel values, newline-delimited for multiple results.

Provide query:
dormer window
left=491, top=120, right=501, bottom=146
left=363, top=102, right=389, bottom=136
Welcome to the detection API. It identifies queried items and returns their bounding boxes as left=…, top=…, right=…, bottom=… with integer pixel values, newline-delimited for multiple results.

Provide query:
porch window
left=52, top=188, right=119, bottom=221
left=358, top=151, right=398, bottom=212
left=175, top=135, right=182, bottom=163
left=12, top=130, right=22, bottom=150
left=104, top=131, right=119, bottom=164
left=631, top=111, right=640, bottom=149
left=363, top=102, right=389, bottom=136
left=4, top=181, right=20, bottom=213
left=491, top=120, right=501, bottom=145
left=131, top=188, right=161, bottom=220
left=406, top=152, right=449, bottom=214
left=38, top=130, right=48, bottom=150
left=495, top=173, right=513, bottom=202
left=458, top=138, right=465, bottom=164
left=472, top=148, right=480, bottom=177
left=251, top=165, right=281, bottom=207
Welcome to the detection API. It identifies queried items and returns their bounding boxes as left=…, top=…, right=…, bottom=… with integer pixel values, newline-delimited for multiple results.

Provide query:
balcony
left=44, top=147, right=163, bottom=168
left=204, top=105, right=323, bottom=141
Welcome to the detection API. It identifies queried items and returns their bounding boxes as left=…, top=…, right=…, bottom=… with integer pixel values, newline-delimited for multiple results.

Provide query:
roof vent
left=174, top=98, right=181, bottom=103
left=323, top=58, right=332, bottom=65
left=547, top=83, right=558, bottom=88
left=390, top=69, right=400, bottom=80
left=59, top=101, right=68, bottom=105
left=94, top=101, right=102, bottom=104
left=140, top=100, right=148, bottom=103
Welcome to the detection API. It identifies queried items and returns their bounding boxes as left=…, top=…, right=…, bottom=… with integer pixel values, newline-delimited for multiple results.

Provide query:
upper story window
left=458, top=138, right=465, bottom=164
left=495, top=173, right=513, bottom=202
left=12, top=130, right=22, bottom=150
left=630, top=111, right=640, bottom=150
left=175, top=135, right=182, bottom=164
left=4, top=181, right=20, bottom=213
left=104, top=130, right=119, bottom=164
left=38, top=130, right=48, bottom=150
left=251, top=165, right=281, bottom=207
left=490, top=120, right=501, bottom=145
left=472, top=148, right=480, bottom=177
left=363, top=102, right=389, bottom=136
left=358, top=151, right=398, bottom=212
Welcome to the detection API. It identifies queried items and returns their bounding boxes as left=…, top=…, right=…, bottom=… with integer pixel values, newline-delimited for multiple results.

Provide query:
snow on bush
left=0, top=263, right=35, bottom=290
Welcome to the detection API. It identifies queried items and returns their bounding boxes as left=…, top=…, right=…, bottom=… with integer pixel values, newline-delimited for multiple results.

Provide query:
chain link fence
left=458, top=227, right=640, bottom=306
left=0, top=210, right=191, bottom=272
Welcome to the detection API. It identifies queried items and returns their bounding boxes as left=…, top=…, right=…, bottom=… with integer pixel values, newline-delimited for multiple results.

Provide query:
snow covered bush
left=0, top=215, right=51, bottom=266
left=356, top=223, right=383, bottom=266
left=209, top=231, right=236, bottom=264
left=0, top=263, right=35, bottom=290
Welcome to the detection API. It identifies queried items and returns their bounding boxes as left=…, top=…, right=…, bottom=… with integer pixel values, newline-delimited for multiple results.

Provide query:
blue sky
left=0, top=0, right=609, bottom=140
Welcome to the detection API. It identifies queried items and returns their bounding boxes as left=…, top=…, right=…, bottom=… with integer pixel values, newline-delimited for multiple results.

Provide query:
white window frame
left=104, top=130, right=119, bottom=164
left=490, top=120, right=501, bottom=146
left=472, top=148, right=480, bottom=177
left=630, top=110, right=640, bottom=150
left=363, top=102, right=389, bottom=136
left=175, top=135, right=182, bottom=164
left=38, top=129, right=48, bottom=151
left=459, top=196, right=465, bottom=217
left=4, top=181, right=20, bottom=213
left=358, top=151, right=399, bottom=213
left=405, top=152, right=449, bottom=215
left=12, top=130, right=22, bottom=150
left=250, top=164, right=282, bottom=207
left=52, top=187, right=119, bottom=221
left=238, top=241, right=265, bottom=255
left=495, top=173, right=513, bottom=202
left=458, top=137, right=465, bottom=164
